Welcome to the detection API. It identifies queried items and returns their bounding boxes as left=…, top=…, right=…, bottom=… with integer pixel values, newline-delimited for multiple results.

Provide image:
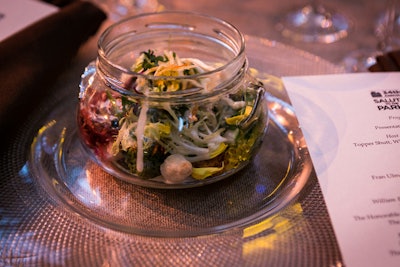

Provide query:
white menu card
left=0, top=0, right=57, bottom=41
left=283, top=72, right=400, bottom=267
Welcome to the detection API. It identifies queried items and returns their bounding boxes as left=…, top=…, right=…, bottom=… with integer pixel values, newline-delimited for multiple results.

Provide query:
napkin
left=0, top=1, right=106, bottom=145
left=368, top=49, right=400, bottom=71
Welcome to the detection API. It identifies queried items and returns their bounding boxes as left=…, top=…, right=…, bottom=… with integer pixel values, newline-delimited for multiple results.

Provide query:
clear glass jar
left=78, top=11, right=268, bottom=188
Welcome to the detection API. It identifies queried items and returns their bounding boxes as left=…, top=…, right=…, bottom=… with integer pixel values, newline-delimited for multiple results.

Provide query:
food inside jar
left=78, top=50, right=265, bottom=184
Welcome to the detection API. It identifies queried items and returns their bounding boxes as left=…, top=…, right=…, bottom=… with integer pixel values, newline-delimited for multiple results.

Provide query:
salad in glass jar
left=77, top=12, right=268, bottom=188
left=78, top=49, right=266, bottom=185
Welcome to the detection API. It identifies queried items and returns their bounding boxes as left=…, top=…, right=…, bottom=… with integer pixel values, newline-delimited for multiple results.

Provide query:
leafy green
left=136, top=49, right=168, bottom=71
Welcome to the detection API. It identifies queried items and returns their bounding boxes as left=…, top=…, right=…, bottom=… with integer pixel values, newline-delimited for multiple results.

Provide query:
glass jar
left=77, top=11, right=268, bottom=188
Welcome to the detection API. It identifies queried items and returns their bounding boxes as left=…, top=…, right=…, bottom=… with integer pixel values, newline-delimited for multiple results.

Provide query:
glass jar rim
left=96, top=11, right=246, bottom=84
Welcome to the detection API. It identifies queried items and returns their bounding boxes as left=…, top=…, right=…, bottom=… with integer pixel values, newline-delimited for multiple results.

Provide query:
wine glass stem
left=377, top=0, right=397, bottom=52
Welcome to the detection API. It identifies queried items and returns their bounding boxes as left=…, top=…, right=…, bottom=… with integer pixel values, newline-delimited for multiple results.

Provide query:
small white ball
left=160, top=154, right=193, bottom=184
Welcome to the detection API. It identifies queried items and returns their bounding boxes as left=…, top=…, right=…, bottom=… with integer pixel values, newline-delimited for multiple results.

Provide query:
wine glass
left=275, top=0, right=351, bottom=43
left=341, top=0, right=399, bottom=72
left=376, top=1, right=400, bottom=50
left=394, top=10, right=400, bottom=46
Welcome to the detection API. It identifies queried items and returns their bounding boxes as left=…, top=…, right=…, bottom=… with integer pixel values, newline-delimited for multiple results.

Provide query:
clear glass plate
left=29, top=71, right=312, bottom=237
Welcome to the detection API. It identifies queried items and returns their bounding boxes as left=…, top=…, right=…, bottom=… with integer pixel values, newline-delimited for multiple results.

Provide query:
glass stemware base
left=276, top=4, right=350, bottom=43
left=340, top=48, right=381, bottom=72
left=340, top=8, right=400, bottom=73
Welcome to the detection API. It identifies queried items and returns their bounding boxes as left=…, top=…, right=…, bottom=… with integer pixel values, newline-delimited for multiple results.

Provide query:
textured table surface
left=1, top=0, right=398, bottom=266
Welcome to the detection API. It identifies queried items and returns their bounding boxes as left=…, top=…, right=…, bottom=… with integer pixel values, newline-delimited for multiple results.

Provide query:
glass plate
left=29, top=71, right=312, bottom=237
